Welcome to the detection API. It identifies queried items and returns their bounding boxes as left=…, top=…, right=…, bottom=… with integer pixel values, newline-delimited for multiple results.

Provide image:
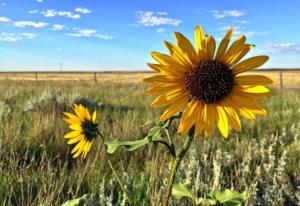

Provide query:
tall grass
left=0, top=81, right=299, bottom=205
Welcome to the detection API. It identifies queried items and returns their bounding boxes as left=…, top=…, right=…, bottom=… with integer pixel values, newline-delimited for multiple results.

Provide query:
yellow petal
left=215, top=27, right=233, bottom=61
left=144, top=84, right=183, bottom=95
left=216, top=106, right=229, bottom=138
left=64, top=117, right=81, bottom=125
left=160, top=96, right=188, bottom=121
left=194, top=102, right=204, bottom=136
left=73, top=139, right=86, bottom=158
left=194, top=25, right=205, bottom=60
left=63, top=112, right=81, bottom=123
left=151, top=91, right=187, bottom=108
left=151, top=52, right=188, bottom=72
left=147, top=63, right=184, bottom=76
left=143, top=75, right=182, bottom=85
left=238, top=85, right=270, bottom=93
left=223, top=107, right=241, bottom=132
left=178, top=100, right=199, bottom=133
left=206, top=35, right=216, bottom=60
left=71, top=138, right=85, bottom=154
left=64, top=130, right=82, bottom=139
left=231, top=56, right=269, bottom=74
left=226, top=44, right=254, bottom=66
left=69, top=124, right=82, bottom=131
left=221, top=35, right=246, bottom=63
left=67, top=135, right=83, bottom=145
left=92, top=111, right=97, bottom=123
left=174, top=32, right=198, bottom=65
left=235, top=75, right=274, bottom=85
left=164, top=41, right=193, bottom=67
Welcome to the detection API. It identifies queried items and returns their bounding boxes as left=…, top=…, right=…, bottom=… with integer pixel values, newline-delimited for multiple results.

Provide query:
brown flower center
left=184, top=60, right=234, bottom=104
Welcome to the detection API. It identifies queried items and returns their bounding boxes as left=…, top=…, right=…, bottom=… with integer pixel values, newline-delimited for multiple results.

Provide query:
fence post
left=94, top=72, right=97, bottom=85
left=35, top=72, right=38, bottom=81
left=279, top=72, right=283, bottom=90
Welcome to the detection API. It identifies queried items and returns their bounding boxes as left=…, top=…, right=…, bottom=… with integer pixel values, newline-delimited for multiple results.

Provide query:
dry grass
left=0, top=70, right=300, bottom=88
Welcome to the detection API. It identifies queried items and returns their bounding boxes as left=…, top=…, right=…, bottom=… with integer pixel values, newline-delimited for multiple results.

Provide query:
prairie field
left=0, top=75, right=299, bottom=206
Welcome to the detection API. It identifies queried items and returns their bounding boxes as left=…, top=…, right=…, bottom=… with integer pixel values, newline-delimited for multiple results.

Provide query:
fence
left=0, top=70, right=299, bottom=89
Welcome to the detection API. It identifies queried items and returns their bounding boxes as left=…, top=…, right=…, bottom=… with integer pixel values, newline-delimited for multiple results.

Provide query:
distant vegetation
left=0, top=81, right=299, bottom=205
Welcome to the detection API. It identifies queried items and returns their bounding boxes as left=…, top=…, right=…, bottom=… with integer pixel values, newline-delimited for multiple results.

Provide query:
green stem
left=162, top=128, right=195, bottom=206
left=97, top=131, right=132, bottom=205
left=107, top=159, right=132, bottom=205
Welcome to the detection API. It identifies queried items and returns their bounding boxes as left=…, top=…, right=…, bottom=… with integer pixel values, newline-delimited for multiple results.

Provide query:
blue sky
left=0, top=0, right=300, bottom=71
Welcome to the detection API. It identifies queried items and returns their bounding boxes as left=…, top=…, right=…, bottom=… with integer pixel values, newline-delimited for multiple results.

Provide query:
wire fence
left=0, top=70, right=299, bottom=89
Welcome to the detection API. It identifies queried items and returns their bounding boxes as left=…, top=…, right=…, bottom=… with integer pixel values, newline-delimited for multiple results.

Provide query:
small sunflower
left=63, top=104, right=98, bottom=159
left=144, top=25, right=273, bottom=138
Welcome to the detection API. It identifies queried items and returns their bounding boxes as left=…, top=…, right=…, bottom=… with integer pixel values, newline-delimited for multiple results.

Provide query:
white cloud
left=265, top=42, right=300, bottom=54
left=156, top=28, right=166, bottom=33
left=14, top=21, right=49, bottom=28
left=233, top=20, right=249, bottom=24
left=51, top=24, right=65, bottom=30
left=67, top=29, right=114, bottom=40
left=136, top=11, right=182, bottom=27
left=211, top=10, right=244, bottom=19
left=41, top=9, right=81, bottom=19
left=14, top=21, right=48, bottom=28
left=75, top=7, right=91, bottom=14
left=37, top=0, right=43, bottom=2
left=28, top=10, right=39, bottom=14
left=0, top=17, right=10, bottom=22
left=0, top=32, right=37, bottom=42
left=244, top=31, right=270, bottom=36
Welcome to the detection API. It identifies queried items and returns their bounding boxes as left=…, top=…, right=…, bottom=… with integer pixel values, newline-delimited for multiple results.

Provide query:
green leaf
left=106, top=137, right=150, bottom=154
left=60, top=194, right=99, bottom=206
left=172, top=183, right=194, bottom=200
left=106, top=122, right=166, bottom=154
left=209, top=190, right=247, bottom=206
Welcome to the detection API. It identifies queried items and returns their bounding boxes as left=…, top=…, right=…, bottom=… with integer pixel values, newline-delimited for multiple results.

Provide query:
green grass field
left=0, top=81, right=299, bottom=206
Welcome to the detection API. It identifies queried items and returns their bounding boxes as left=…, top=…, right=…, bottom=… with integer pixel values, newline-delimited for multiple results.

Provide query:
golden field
left=0, top=70, right=299, bottom=89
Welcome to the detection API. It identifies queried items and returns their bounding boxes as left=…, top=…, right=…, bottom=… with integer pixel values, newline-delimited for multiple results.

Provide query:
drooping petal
left=67, top=135, right=83, bottom=145
left=73, top=139, right=86, bottom=158
left=178, top=100, right=200, bottom=133
left=231, top=56, right=269, bottom=74
left=144, top=83, right=183, bottom=95
left=151, top=90, right=187, bottom=107
left=216, top=106, right=229, bottom=138
left=159, top=96, right=188, bottom=121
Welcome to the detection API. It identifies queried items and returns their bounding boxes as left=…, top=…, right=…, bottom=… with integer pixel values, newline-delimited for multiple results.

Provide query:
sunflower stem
left=162, top=127, right=195, bottom=206
left=97, top=131, right=132, bottom=205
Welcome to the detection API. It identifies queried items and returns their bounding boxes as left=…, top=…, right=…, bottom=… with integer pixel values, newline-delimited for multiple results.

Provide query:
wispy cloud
left=67, top=29, right=114, bottom=40
left=211, top=10, right=244, bottom=19
left=0, top=17, right=10, bottom=22
left=0, top=32, right=37, bottom=42
left=136, top=11, right=182, bottom=27
left=75, top=7, right=91, bottom=14
left=265, top=42, right=300, bottom=54
left=51, top=24, right=65, bottom=30
left=28, top=10, right=39, bottom=14
left=41, top=9, right=81, bottom=19
left=36, top=0, right=43, bottom=2
left=219, top=26, right=269, bottom=37
left=232, top=20, right=249, bottom=24
left=14, top=21, right=49, bottom=28
left=156, top=28, right=166, bottom=33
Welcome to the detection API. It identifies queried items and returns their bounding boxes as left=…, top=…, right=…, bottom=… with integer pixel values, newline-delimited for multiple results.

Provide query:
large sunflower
left=63, top=104, right=98, bottom=158
left=144, top=25, right=273, bottom=138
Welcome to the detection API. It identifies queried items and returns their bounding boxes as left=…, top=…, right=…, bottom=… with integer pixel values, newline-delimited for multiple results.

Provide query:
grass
left=0, top=81, right=299, bottom=206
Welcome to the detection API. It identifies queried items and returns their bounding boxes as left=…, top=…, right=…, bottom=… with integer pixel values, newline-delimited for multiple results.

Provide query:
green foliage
left=172, top=183, right=247, bottom=206
left=0, top=82, right=299, bottom=205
